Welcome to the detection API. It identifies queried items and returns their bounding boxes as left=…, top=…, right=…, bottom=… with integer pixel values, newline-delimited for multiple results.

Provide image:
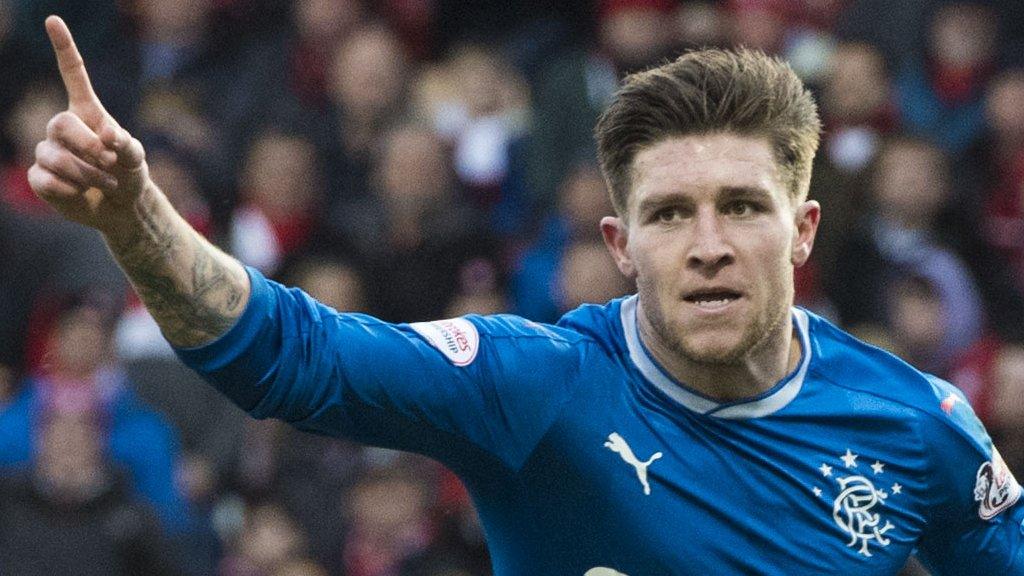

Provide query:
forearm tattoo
left=106, top=192, right=247, bottom=348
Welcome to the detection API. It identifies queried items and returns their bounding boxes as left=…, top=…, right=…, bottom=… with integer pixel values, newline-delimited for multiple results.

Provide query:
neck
left=637, top=303, right=801, bottom=402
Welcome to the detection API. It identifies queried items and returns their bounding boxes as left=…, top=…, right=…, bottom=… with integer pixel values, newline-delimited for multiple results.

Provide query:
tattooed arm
left=103, top=186, right=249, bottom=347
left=29, top=16, right=249, bottom=347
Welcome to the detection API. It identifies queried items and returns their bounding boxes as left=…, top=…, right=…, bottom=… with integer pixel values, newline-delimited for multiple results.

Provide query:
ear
left=601, top=216, right=637, bottom=278
left=791, top=200, right=821, bottom=267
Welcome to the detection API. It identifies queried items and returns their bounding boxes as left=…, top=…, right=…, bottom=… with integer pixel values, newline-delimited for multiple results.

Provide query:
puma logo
left=603, top=432, right=662, bottom=495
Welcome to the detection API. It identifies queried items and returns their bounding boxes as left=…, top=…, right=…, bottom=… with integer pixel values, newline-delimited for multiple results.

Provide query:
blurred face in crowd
left=559, top=241, right=631, bottom=311
left=560, top=164, right=614, bottom=239
left=48, top=306, right=114, bottom=380
left=991, top=344, right=1024, bottom=425
left=295, top=0, right=361, bottom=43
left=986, top=70, right=1024, bottom=144
left=600, top=6, right=675, bottom=71
left=241, top=132, right=318, bottom=218
left=292, top=259, right=367, bottom=312
left=450, top=46, right=506, bottom=118
left=148, top=150, right=208, bottom=219
left=873, top=140, right=948, bottom=229
left=602, top=133, right=819, bottom=367
left=7, top=84, right=63, bottom=164
left=824, top=43, right=890, bottom=123
left=729, top=4, right=785, bottom=55
left=929, top=3, right=996, bottom=69
left=135, top=0, right=212, bottom=43
left=238, top=504, right=307, bottom=571
left=888, top=278, right=945, bottom=366
left=330, top=25, right=407, bottom=123
left=378, top=126, right=450, bottom=209
left=989, top=344, right=1024, bottom=472
left=350, top=475, right=429, bottom=541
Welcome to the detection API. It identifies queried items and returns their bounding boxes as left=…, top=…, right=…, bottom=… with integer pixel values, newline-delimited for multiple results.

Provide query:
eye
left=653, top=207, right=682, bottom=224
left=724, top=200, right=760, bottom=217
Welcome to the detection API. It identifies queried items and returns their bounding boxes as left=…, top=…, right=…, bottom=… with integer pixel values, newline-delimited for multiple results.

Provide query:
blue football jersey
left=176, top=268, right=1024, bottom=575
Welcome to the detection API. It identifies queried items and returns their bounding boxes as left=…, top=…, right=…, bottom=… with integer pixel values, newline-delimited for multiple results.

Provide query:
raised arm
left=28, top=16, right=249, bottom=348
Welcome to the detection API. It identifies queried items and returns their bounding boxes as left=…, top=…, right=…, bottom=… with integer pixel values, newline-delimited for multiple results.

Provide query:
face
left=601, top=134, right=819, bottom=365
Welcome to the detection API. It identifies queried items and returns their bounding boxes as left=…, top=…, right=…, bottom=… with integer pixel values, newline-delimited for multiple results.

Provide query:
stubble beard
left=637, top=275, right=791, bottom=367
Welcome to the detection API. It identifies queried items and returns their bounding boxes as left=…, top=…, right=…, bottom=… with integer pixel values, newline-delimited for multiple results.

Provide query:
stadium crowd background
left=1, top=0, right=1023, bottom=574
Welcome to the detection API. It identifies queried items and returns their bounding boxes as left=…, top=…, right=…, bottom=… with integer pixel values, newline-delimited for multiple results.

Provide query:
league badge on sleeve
left=410, top=318, right=480, bottom=366
left=973, top=448, right=1022, bottom=521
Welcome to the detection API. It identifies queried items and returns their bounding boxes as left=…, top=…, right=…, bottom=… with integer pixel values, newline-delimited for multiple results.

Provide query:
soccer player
left=30, top=16, right=1023, bottom=575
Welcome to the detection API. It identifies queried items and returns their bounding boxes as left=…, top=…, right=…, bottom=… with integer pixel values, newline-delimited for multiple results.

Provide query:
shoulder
left=405, top=307, right=610, bottom=368
left=805, top=310, right=986, bottom=449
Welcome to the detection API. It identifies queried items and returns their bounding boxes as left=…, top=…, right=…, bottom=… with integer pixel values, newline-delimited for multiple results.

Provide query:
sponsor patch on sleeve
left=973, top=448, right=1022, bottom=520
left=410, top=318, right=480, bottom=366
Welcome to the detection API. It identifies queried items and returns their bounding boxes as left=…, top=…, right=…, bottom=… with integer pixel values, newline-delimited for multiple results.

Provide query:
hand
left=28, top=15, right=151, bottom=231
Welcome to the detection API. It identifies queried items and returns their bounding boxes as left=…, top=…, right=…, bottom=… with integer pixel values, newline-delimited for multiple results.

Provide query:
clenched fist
left=28, top=16, right=152, bottom=232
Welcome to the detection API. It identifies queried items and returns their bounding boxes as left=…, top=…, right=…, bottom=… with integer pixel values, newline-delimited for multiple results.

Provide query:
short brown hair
left=595, top=48, right=821, bottom=216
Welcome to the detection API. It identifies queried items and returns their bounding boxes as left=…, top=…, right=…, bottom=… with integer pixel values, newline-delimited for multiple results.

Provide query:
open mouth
left=683, top=289, right=743, bottom=309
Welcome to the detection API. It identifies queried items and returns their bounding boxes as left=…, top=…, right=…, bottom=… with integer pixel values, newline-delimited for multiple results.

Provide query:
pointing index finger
left=45, top=16, right=104, bottom=114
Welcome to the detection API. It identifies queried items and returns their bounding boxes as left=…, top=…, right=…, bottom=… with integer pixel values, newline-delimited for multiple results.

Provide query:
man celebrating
left=30, top=16, right=1023, bottom=575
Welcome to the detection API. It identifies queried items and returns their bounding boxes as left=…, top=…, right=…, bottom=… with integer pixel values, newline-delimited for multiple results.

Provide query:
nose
left=686, top=209, right=734, bottom=273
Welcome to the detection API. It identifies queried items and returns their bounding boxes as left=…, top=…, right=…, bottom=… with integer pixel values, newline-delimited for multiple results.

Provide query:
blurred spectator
left=894, top=2, right=997, bottom=153
left=2, top=81, right=63, bottom=214
left=558, top=240, right=632, bottom=313
left=987, top=343, right=1024, bottom=474
left=727, top=0, right=788, bottom=55
left=341, top=467, right=434, bottom=576
left=230, top=128, right=322, bottom=275
left=445, top=258, right=508, bottom=318
left=526, top=0, right=677, bottom=209
left=673, top=1, right=728, bottom=50
left=811, top=42, right=897, bottom=276
left=321, top=21, right=409, bottom=201
left=414, top=44, right=532, bottom=237
left=886, top=275, right=952, bottom=375
left=828, top=137, right=984, bottom=374
left=288, top=0, right=364, bottom=108
left=512, top=162, right=614, bottom=322
left=0, top=408, right=182, bottom=575
left=326, top=123, right=498, bottom=321
left=282, top=255, right=369, bottom=313
left=974, top=70, right=1024, bottom=292
left=221, top=502, right=322, bottom=576
left=0, top=293, right=191, bottom=534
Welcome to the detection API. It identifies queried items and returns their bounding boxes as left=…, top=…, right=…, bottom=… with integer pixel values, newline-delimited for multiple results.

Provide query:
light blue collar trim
left=620, top=296, right=811, bottom=419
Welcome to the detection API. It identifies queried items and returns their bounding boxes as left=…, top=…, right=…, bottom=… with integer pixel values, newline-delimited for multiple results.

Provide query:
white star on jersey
left=871, top=461, right=885, bottom=474
left=841, top=449, right=858, bottom=468
left=819, top=463, right=833, bottom=477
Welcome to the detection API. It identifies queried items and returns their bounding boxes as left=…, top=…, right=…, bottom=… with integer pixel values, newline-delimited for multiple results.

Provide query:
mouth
left=682, top=289, right=744, bottom=311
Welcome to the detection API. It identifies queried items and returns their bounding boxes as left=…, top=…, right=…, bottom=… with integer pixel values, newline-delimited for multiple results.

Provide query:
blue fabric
left=0, top=378, right=190, bottom=533
left=175, top=267, right=1024, bottom=575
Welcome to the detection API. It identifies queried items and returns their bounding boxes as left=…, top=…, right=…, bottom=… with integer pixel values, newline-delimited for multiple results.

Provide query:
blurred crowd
left=1, top=0, right=1023, bottom=574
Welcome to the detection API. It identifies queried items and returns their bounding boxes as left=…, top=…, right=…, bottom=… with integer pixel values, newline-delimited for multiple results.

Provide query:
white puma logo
left=604, top=432, right=662, bottom=495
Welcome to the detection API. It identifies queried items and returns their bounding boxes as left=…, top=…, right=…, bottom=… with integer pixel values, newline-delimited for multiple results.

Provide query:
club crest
left=812, top=449, right=902, bottom=557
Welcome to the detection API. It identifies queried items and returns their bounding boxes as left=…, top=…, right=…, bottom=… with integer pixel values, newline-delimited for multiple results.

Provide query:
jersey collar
left=619, top=295, right=811, bottom=419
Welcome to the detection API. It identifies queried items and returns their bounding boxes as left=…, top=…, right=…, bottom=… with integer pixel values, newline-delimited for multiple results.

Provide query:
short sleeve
left=174, top=268, right=594, bottom=471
